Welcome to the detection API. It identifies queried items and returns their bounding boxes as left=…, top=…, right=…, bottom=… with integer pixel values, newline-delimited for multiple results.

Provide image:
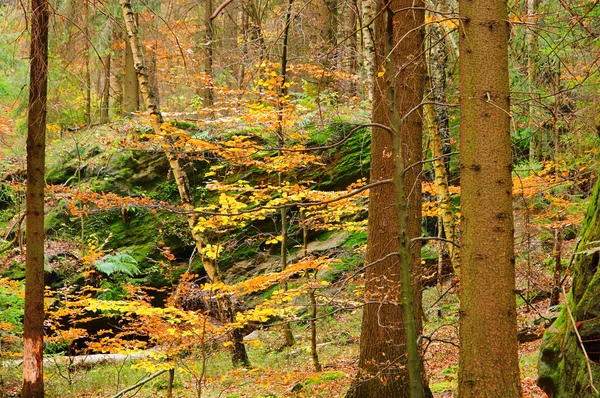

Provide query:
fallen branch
left=112, top=369, right=167, bottom=398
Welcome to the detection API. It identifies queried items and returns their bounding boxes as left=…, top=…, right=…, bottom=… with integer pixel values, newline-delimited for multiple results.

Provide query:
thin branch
left=210, top=0, right=234, bottom=20
left=410, top=236, right=459, bottom=247
left=563, top=283, right=599, bottom=395
left=112, top=369, right=167, bottom=398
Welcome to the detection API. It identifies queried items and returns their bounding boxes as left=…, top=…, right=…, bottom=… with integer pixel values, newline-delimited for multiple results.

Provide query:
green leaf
left=94, top=252, right=140, bottom=277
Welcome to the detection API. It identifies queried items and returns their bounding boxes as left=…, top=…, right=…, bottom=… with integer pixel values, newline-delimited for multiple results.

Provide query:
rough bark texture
left=345, top=1, right=425, bottom=397
left=119, top=0, right=249, bottom=367
left=457, top=0, right=522, bottom=396
left=22, top=0, right=49, bottom=397
left=538, top=181, right=600, bottom=397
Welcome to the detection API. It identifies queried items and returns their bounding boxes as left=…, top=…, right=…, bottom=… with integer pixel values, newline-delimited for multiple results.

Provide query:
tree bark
left=424, top=102, right=458, bottom=271
left=345, top=1, right=426, bottom=397
left=123, top=31, right=140, bottom=115
left=204, top=0, right=214, bottom=108
left=549, top=227, right=562, bottom=307
left=360, top=0, right=375, bottom=101
left=527, top=0, right=541, bottom=162
left=22, top=1, right=49, bottom=397
left=100, top=51, right=111, bottom=123
left=457, top=0, right=522, bottom=396
left=119, top=0, right=249, bottom=367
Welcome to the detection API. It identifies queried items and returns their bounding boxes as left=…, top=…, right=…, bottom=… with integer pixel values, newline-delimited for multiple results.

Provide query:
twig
left=210, top=0, right=234, bottom=20
left=563, top=283, right=599, bottom=395
left=112, top=369, right=167, bottom=398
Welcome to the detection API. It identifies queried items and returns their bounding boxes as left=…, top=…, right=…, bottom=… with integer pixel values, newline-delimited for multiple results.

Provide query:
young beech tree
left=22, top=0, right=49, bottom=396
left=345, top=0, right=427, bottom=396
left=119, top=0, right=250, bottom=366
left=457, top=0, right=521, bottom=396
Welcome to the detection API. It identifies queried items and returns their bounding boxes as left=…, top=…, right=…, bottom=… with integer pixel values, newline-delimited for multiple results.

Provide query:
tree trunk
left=84, top=0, right=91, bottom=126
left=457, top=0, right=521, bottom=396
left=119, top=0, right=249, bottom=367
left=123, top=32, right=139, bottom=115
left=538, top=182, right=600, bottom=396
left=22, top=1, right=49, bottom=397
left=360, top=0, right=375, bottom=101
left=100, top=51, right=111, bottom=123
left=549, top=227, right=562, bottom=307
left=527, top=0, right=541, bottom=162
left=204, top=0, right=214, bottom=109
left=426, top=0, right=452, bottom=173
left=278, top=0, right=296, bottom=348
left=345, top=1, right=426, bottom=397
left=424, top=102, right=458, bottom=272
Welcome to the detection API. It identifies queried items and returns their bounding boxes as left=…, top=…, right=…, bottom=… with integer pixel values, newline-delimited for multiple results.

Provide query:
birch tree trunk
left=360, top=0, right=375, bottom=101
left=119, top=0, right=249, bottom=367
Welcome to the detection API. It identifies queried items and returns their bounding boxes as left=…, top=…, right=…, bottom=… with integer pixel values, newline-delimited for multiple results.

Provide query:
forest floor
left=1, top=280, right=550, bottom=397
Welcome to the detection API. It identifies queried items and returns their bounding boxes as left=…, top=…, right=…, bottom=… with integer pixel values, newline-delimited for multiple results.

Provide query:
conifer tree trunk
left=22, top=1, right=49, bottom=396
left=100, top=51, right=111, bottom=123
left=527, top=0, right=541, bottom=162
left=204, top=0, right=214, bottom=108
left=457, top=0, right=521, bottom=396
left=345, top=1, right=426, bottom=396
left=119, top=0, right=249, bottom=367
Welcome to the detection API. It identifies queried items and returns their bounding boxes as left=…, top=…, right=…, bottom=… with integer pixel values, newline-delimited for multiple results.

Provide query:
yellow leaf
left=223, top=341, right=233, bottom=347
left=377, top=66, right=386, bottom=77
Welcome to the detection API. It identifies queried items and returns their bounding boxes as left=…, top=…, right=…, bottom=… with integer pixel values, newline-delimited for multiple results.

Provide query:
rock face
left=224, top=231, right=349, bottom=283
left=538, top=182, right=600, bottom=397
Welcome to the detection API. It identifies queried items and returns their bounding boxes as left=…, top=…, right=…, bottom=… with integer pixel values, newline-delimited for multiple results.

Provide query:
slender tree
left=457, top=0, right=521, bottom=396
left=345, top=0, right=426, bottom=396
left=119, top=0, right=249, bottom=366
left=22, top=0, right=49, bottom=397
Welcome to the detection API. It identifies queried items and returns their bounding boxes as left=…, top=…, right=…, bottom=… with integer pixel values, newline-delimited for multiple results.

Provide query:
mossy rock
left=538, top=181, right=600, bottom=397
left=312, top=123, right=371, bottom=190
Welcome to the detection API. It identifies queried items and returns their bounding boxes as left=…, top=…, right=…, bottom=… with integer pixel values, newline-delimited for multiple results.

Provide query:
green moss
left=314, top=123, right=371, bottom=190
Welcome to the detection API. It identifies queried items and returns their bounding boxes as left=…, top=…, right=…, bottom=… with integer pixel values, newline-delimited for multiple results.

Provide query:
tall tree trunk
left=277, top=0, right=295, bottom=348
left=203, top=0, right=214, bottom=108
left=22, top=1, right=49, bottom=397
left=360, top=0, right=375, bottom=101
left=346, top=0, right=359, bottom=93
left=426, top=0, right=452, bottom=172
left=100, top=51, right=111, bottom=123
left=345, top=1, right=426, bottom=397
left=457, top=0, right=521, bottom=396
left=424, top=102, right=458, bottom=271
left=385, top=8, right=423, bottom=396
left=549, top=227, right=562, bottom=307
left=123, top=33, right=140, bottom=115
left=84, top=0, right=91, bottom=126
left=119, top=0, right=249, bottom=367
left=527, top=0, right=541, bottom=162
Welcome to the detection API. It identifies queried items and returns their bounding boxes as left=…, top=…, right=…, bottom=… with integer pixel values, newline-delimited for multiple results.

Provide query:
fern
left=94, top=252, right=140, bottom=277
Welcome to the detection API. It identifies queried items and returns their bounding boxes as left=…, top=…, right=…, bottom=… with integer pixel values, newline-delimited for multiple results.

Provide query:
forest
left=1, top=0, right=600, bottom=397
